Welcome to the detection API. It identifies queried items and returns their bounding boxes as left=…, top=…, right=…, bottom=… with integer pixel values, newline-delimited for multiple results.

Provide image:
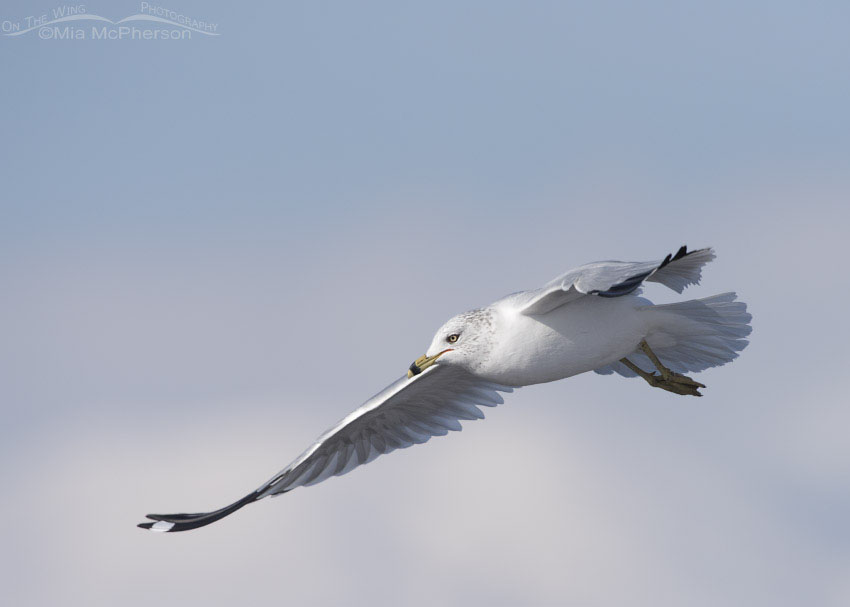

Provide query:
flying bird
left=139, top=246, right=751, bottom=532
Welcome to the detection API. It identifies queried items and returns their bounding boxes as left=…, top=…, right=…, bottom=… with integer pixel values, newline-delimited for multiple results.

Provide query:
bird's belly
left=484, top=296, right=650, bottom=386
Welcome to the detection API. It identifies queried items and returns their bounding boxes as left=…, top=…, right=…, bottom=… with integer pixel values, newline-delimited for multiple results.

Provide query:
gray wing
left=139, top=365, right=512, bottom=532
left=257, top=365, right=511, bottom=495
left=516, top=246, right=715, bottom=316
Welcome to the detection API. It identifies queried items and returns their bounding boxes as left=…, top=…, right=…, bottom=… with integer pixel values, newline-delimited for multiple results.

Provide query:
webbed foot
left=620, top=340, right=706, bottom=397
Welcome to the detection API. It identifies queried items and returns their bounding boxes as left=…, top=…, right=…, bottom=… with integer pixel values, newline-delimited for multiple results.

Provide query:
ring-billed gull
left=139, top=245, right=751, bottom=532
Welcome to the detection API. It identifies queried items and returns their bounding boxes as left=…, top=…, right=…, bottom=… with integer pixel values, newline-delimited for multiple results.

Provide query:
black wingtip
left=137, top=490, right=263, bottom=533
left=658, top=245, right=691, bottom=270
left=145, top=512, right=205, bottom=522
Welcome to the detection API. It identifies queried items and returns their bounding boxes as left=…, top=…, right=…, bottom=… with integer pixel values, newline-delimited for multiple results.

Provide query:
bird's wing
left=516, top=246, right=715, bottom=316
left=139, top=365, right=513, bottom=532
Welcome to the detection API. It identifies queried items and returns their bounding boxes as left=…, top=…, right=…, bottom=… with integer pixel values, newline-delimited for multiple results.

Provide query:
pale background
left=2, top=1, right=848, bottom=605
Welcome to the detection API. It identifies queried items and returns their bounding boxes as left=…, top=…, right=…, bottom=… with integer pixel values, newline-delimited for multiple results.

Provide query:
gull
left=139, top=246, right=751, bottom=532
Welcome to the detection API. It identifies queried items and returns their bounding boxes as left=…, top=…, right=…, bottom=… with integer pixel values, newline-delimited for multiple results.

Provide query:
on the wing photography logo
left=1, top=3, right=219, bottom=40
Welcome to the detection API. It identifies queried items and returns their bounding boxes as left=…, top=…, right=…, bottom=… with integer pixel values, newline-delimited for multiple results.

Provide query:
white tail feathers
left=595, top=292, right=751, bottom=377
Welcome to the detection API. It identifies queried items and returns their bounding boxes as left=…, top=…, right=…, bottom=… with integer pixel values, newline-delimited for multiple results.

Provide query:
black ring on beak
left=408, top=362, right=422, bottom=376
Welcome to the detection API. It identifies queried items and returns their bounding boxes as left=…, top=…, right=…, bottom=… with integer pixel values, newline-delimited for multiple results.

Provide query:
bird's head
left=407, top=309, right=494, bottom=378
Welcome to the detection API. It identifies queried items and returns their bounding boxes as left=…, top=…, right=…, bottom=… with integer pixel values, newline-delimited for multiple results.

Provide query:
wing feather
left=260, top=365, right=511, bottom=496
left=139, top=365, right=514, bottom=531
left=516, top=246, right=715, bottom=316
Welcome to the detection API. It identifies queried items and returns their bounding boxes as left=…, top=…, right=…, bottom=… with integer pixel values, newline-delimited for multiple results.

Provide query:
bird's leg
left=638, top=340, right=673, bottom=380
left=639, top=339, right=705, bottom=395
left=619, top=357, right=666, bottom=387
left=619, top=340, right=706, bottom=397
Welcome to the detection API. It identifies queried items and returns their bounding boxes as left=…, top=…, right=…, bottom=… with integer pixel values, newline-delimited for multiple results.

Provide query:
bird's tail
left=595, top=292, right=752, bottom=377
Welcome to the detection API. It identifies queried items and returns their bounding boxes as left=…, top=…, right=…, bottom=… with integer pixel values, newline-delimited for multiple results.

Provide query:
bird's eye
left=446, top=333, right=460, bottom=344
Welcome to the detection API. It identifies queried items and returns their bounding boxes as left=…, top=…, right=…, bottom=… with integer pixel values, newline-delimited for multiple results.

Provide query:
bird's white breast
left=480, top=295, right=651, bottom=386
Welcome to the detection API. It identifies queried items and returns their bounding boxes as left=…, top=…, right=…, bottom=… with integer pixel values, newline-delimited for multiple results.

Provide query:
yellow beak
left=407, top=349, right=453, bottom=378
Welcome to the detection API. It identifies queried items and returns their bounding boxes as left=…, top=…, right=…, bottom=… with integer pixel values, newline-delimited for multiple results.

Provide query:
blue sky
left=1, top=1, right=849, bottom=606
